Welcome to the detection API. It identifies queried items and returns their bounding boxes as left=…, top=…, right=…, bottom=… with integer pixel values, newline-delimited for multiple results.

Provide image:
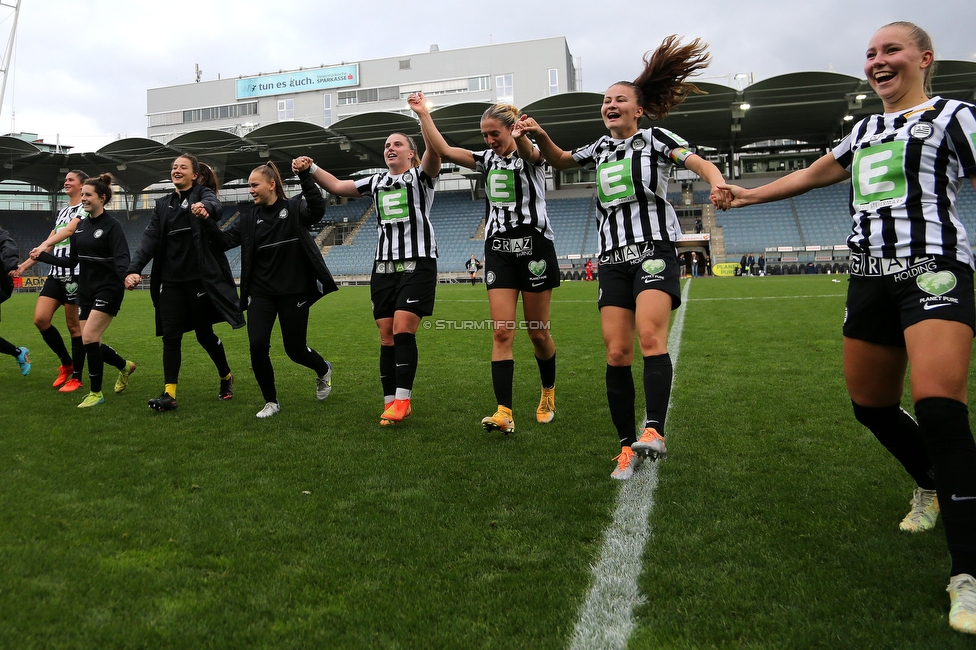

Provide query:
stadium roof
left=2, top=63, right=974, bottom=194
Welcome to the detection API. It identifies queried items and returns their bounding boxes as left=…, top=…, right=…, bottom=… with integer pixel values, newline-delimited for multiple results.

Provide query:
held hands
left=29, top=247, right=43, bottom=260
left=513, top=115, right=540, bottom=139
left=124, top=273, right=142, bottom=290
left=714, top=183, right=750, bottom=209
left=190, top=202, right=210, bottom=219
left=407, top=92, right=427, bottom=115
left=709, top=186, right=734, bottom=211
left=292, top=156, right=313, bottom=174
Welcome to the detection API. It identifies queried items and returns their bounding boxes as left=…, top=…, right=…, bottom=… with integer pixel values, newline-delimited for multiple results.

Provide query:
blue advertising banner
left=236, top=64, right=359, bottom=99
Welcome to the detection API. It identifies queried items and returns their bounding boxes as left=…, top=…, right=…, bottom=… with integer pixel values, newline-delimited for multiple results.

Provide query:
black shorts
left=844, top=254, right=976, bottom=347
left=79, top=288, right=123, bottom=320
left=484, top=226, right=560, bottom=292
left=597, top=241, right=682, bottom=311
left=39, top=275, right=79, bottom=305
left=370, top=258, right=437, bottom=320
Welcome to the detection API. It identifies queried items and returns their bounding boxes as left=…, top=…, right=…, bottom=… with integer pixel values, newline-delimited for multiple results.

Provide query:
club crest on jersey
left=93, top=229, right=103, bottom=239
left=909, top=123, right=933, bottom=140
left=181, top=199, right=189, bottom=209
left=513, top=158, right=524, bottom=170
left=278, top=209, right=288, bottom=219
left=486, top=271, right=496, bottom=285
left=631, top=136, right=646, bottom=151
left=402, top=171, right=413, bottom=184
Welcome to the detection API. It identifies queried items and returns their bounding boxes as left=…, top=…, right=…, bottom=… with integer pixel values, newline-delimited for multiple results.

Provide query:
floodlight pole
left=0, top=0, right=21, bottom=120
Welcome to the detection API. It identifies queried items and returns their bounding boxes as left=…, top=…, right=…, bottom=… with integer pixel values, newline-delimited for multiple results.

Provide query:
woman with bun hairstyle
left=197, top=159, right=337, bottom=419
left=411, top=93, right=558, bottom=435
left=517, top=35, right=731, bottom=479
left=719, top=22, right=976, bottom=634
left=34, top=173, right=136, bottom=408
left=305, top=116, right=440, bottom=426
left=125, top=153, right=244, bottom=412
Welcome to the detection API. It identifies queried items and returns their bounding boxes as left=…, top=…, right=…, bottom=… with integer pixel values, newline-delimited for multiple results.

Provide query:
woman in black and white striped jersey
left=305, top=116, right=440, bottom=426
left=518, top=35, right=731, bottom=479
left=412, top=93, right=558, bottom=435
left=17, top=170, right=89, bottom=392
left=721, top=22, right=976, bottom=634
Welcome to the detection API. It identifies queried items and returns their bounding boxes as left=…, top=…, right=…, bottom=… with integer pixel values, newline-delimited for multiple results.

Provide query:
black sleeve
left=0, top=228, right=18, bottom=271
left=37, top=251, right=74, bottom=268
left=200, top=213, right=241, bottom=251
left=128, top=201, right=162, bottom=274
left=296, top=169, right=325, bottom=229
left=109, top=221, right=130, bottom=281
left=198, top=186, right=223, bottom=222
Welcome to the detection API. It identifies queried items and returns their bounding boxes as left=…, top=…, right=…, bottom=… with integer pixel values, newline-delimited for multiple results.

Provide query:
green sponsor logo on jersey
left=596, top=160, right=635, bottom=206
left=377, top=188, right=409, bottom=222
left=527, top=260, right=547, bottom=277
left=486, top=169, right=516, bottom=206
left=641, top=259, right=666, bottom=275
left=916, top=270, right=957, bottom=296
left=851, top=141, right=907, bottom=209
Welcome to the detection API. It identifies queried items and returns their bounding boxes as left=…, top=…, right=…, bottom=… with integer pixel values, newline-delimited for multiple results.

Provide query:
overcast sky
left=2, top=0, right=974, bottom=152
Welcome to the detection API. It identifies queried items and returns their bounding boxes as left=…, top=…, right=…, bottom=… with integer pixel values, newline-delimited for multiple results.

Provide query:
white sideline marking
left=569, top=278, right=692, bottom=650
left=693, top=293, right=843, bottom=302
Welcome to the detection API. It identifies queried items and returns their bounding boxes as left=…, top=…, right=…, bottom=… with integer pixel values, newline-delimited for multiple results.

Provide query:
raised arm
left=514, top=116, right=578, bottom=171
left=511, top=117, right=543, bottom=165
left=721, top=152, right=850, bottom=208
left=292, top=158, right=326, bottom=228
left=415, top=112, right=442, bottom=179
left=299, top=154, right=360, bottom=199
left=409, top=92, right=477, bottom=169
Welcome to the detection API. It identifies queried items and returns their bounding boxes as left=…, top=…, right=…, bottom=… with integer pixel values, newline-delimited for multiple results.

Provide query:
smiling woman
left=411, top=93, right=559, bottom=435
left=197, top=159, right=337, bottom=419
left=719, top=21, right=976, bottom=635
left=125, top=153, right=244, bottom=412
left=306, top=120, right=442, bottom=426
left=516, top=35, right=731, bottom=480
left=34, top=173, right=136, bottom=409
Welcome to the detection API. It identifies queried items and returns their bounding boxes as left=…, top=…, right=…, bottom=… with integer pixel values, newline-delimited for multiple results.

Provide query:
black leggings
left=247, top=293, right=328, bottom=402
left=158, top=281, right=230, bottom=384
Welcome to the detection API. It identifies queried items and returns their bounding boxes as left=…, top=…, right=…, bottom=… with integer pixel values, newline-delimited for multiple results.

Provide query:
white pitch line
left=569, top=278, right=692, bottom=650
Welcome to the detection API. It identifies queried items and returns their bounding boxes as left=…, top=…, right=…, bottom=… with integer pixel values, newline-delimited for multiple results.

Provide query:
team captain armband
left=669, top=147, right=694, bottom=165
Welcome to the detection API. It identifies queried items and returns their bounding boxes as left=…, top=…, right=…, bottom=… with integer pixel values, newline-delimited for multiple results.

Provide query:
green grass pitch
left=1, top=276, right=974, bottom=649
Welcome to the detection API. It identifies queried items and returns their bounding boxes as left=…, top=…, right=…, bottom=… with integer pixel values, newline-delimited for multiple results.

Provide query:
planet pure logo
left=641, top=259, right=666, bottom=276
left=528, top=260, right=547, bottom=277
left=916, top=271, right=956, bottom=296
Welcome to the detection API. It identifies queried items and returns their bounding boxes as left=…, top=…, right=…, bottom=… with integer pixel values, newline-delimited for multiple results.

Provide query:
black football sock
left=607, top=364, right=636, bottom=447
left=491, top=359, right=514, bottom=410
left=535, top=352, right=556, bottom=390
left=642, top=353, right=672, bottom=434
left=40, top=325, right=71, bottom=366
left=915, top=397, right=976, bottom=577
left=852, top=401, right=935, bottom=490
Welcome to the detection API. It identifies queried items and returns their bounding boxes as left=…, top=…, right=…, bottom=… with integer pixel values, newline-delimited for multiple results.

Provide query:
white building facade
left=147, top=37, right=578, bottom=143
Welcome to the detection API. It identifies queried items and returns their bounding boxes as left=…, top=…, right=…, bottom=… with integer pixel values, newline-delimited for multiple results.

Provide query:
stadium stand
left=718, top=182, right=976, bottom=256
